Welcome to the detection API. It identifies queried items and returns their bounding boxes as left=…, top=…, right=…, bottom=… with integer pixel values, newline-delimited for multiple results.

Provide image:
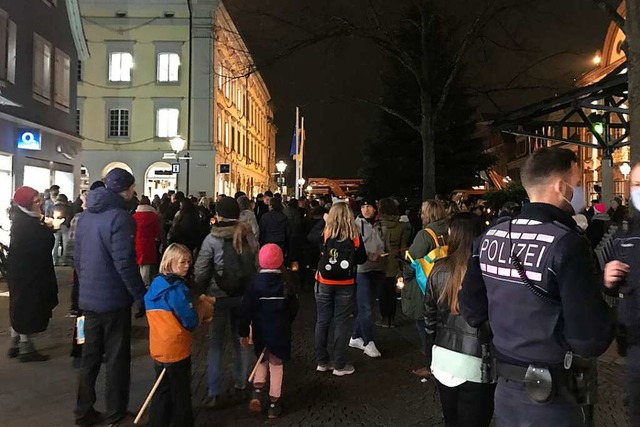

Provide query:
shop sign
left=17, top=129, right=41, bottom=151
left=171, top=163, right=180, bottom=174
left=219, top=163, right=230, bottom=174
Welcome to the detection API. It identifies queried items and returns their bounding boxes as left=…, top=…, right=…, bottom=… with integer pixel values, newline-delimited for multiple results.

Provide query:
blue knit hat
left=104, top=168, right=135, bottom=193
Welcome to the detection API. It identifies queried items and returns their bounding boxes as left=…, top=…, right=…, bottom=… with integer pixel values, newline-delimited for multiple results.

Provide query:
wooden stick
left=248, top=349, right=266, bottom=383
left=134, top=367, right=166, bottom=425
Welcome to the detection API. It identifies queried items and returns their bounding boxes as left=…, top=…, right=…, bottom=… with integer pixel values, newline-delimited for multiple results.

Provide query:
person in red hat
left=6, top=186, right=58, bottom=362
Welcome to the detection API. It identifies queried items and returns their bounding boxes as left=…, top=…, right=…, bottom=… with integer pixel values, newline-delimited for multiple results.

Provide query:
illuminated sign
left=17, top=129, right=41, bottom=150
left=171, top=163, right=180, bottom=174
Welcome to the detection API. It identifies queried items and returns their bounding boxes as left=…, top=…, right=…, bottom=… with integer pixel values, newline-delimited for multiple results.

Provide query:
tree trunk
left=627, top=0, right=640, bottom=164
left=421, top=92, right=436, bottom=200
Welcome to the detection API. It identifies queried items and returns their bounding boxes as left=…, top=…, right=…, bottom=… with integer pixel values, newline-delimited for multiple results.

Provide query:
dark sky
left=225, top=0, right=616, bottom=179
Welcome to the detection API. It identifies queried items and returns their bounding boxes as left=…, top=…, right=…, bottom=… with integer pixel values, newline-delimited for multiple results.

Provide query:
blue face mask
left=631, top=188, right=640, bottom=212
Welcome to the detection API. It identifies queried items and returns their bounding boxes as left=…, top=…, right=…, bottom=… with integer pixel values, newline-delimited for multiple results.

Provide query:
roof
left=66, top=0, right=90, bottom=60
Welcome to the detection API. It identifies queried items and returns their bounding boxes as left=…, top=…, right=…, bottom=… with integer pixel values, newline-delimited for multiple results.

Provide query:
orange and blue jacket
left=145, top=274, right=199, bottom=363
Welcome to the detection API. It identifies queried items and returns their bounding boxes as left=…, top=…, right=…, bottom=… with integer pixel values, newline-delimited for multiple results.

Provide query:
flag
left=290, top=127, right=297, bottom=156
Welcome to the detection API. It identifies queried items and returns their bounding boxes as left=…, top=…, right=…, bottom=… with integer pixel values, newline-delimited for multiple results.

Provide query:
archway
left=144, top=162, right=176, bottom=198
left=102, top=162, right=133, bottom=178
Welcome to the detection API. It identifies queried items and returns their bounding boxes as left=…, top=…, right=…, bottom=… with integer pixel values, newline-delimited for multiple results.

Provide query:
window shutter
left=42, top=42, right=52, bottom=98
left=0, top=11, right=8, bottom=81
left=33, top=36, right=43, bottom=95
left=7, top=21, right=16, bottom=83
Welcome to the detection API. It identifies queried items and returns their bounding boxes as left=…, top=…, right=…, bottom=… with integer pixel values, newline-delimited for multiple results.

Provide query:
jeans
left=207, top=297, right=253, bottom=396
left=52, top=226, right=70, bottom=266
left=314, top=282, right=355, bottom=370
left=437, top=380, right=496, bottom=427
left=149, top=357, right=193, bottom=427
left=353, top=271, right=384, bottom=345
left=379, top=276, right=398, bottom=321
left=75, top=308, right=132, bottom=423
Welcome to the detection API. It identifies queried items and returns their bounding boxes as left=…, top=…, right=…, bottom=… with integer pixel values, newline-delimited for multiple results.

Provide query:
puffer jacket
left=424, top=260, right=482, bottom=364
left=379, top=214, right=410, bottom=278
left=75, top=187, right=146, bottom=313
left=133, top=204, right=160, bottom=265
left=194, top=220, right=258, bottom=298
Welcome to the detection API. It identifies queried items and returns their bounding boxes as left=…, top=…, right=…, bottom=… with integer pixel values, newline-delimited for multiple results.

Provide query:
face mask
left=631, top=188, right=640, bottom=211
left=561, top=182, right=585, bottom=215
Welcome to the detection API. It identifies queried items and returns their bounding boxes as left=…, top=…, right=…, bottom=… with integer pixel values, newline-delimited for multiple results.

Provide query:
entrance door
left=144, top=162, right=176, bottom=198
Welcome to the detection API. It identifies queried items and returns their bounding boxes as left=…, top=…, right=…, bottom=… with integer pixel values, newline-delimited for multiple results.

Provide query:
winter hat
left=90, top=180, right=105, bottom=191
left=259, top=244, right=284, bottom=270
left=360, top=198, right=377, bottom=210
left=594, top=203, right=607, bottom=214
left=13, top=186, right=39, bottom=209
left=104, top=168, right=135, bottom=193
left=216, top=196, right=240, bottom=219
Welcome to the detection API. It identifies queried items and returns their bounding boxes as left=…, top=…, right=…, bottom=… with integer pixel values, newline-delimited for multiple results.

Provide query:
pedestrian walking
left=51, top=193, right=72, bottom=266
left=194, top=196, right=258, bottom=406
left=167, top=199, right=202, bottom=253
left=74, top=168, right=147, bottom=427
left=425, top=212, right=495, bottom=427
left=239, top=244, right=299, bottom=419
left=145, top=243, right=215, bottom=427
left=350, top=198, right=385, bottom=358
left=238, top=195, right=259, bottom=239
left=259, top=197, right=289, bottom=254
left=459, top=147, right=614, bottom=426
left=133, top=196, right=161, bottom=287
left=314, top=203, right=367, bottom=376
left=255, top=191, right=271, bottom=223
left=7, top=186, right=58, bottom=362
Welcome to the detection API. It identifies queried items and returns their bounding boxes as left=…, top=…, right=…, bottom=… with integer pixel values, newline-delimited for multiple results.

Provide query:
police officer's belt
left=496, top=361, right=570, bottom=403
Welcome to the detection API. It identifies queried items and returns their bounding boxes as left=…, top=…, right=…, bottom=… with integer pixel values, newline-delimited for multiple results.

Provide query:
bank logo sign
left=17, top=129, right=42, bottom=151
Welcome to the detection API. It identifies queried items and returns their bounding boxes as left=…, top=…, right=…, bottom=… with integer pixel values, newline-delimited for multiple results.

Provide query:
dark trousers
left=71, top=269, right=80, bottom=311
left=494, top=377, right=585, bottom=427
left=378, top=276, right=397, bottom=321
left=437, top=380, right=495, bottom=427
left=75, top=308, right=132, bottom=423
left=314, top=282, right=354, bottom=369
left=626, top=345, right=640, bottom=426
left=149, top=357, right=193, bottom=427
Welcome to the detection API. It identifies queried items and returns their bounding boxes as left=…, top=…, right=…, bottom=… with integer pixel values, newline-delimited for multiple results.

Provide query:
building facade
left=78, top=0, right=276, bottom=199
left=0, top=0, right=87, bottom=226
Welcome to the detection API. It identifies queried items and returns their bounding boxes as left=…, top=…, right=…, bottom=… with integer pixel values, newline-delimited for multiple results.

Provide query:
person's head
left=264, top=190, right=273, bottom=204
left=269, top=197, right=283, bottom=212
left=215, top=196, right=240, bottom=221
left=325, top=202, right=359, bottom=241
left=472, top=206, right=483, bottom=217
left=360, top=198, right=377, bottom=219
left=258, top=243, right=284, bottom=270
left=234, top=191, right=246, bottom=200
left=612, top=196, right=623, bottom=210
left=420, top=200, right=446, bottom=226
left=179, top=198, right=196, bottom=212
left=310, top=199, right=320, bottom=208
left=56, top=194, right=68, bottom=203
left=521, top=147, right=581, bottom=214
left=378, top=198, right=399, bottom=216
left=153, top=194, right=160, bottom=201
left=630, top=164, right=640, bottom=212
left=436, top=213, right=483, bottom=315
left=139, top=196, right=151, bottom=206
left=13, top=186, right=42, bottom=214
left=49, top=185, right=60, bottom=198
left=288, top=198, right=298, bottom=209
left=89, top=180, right=105, bottom=191
left=104, top=168, right=136, bottom=200
left=237, top=195, right=252, bottom=211
left=159, top=243, right=192, bottom=278
left=198, top=196, right=210, bottom=208
left=256, top=193, right=264, bottom=202
left=444, top=201, right=459, bottom=217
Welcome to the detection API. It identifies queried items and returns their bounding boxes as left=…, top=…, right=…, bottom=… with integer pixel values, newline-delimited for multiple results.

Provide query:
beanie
left=259, top=244, right=284, bottom=270
left=594, top=203, right=607, bottom=214
left=104, top=168, right=135, bottom=193
left=90, top=180, right=105, bottom=191
left=215, top=196, right=240, bottom=220
left=13, top=186, right=39, bottom=209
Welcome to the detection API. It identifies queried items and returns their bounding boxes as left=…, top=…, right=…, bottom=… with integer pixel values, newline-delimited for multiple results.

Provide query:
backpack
left=317, top=232, right=360, bottom=282
left=214, top=238, right=257, bottom=297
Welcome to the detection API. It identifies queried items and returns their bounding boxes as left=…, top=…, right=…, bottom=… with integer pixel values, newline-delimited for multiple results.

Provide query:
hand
left=240, top=336, right=250, bottom=348
left=369, top=252, right=381, bottom=262
left=197, top=295, right=215, bottom=322
left=604, top=260, right=630, bottom=288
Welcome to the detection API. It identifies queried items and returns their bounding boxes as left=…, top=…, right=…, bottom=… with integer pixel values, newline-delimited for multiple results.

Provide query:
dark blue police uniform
left=459, top=202, right=614, bottom=427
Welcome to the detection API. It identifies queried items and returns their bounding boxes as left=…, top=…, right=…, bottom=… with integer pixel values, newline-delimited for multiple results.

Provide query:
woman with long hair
left=168, top=199, right=202, bottom=252
left=314, top=202, right=367, bottom=376
left=425, top=212, right=495, bottom=427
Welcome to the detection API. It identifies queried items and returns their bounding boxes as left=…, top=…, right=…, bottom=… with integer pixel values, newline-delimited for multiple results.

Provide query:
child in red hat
left=238, top=244, right=298, bottom=419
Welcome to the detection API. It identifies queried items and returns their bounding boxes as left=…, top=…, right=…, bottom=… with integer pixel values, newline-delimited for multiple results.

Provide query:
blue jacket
left=238, top=271, right=298, bottom=361
left=75, top=187, right=146, bottom=313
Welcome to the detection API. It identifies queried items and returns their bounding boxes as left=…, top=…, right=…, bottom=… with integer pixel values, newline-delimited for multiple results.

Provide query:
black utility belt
left=496, top=361, right=570, bottom=403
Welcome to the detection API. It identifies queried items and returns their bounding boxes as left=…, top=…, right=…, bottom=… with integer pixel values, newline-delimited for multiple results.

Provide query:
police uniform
left=459, top=202, right=614, bottom=426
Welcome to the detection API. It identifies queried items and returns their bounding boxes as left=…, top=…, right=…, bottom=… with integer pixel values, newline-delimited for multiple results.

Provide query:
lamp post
left=170, top=136, right=186, bottom=191
left=276, top=160, right=287, bottom=194
left=297, top=178, right=305, bottom=197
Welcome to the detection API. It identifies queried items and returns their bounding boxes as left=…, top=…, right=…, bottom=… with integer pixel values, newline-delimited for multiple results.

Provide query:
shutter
left=33, top=36, right=43, bottom=95
left=62, top=54, right=70, bottom=107
left=42, top=42, right=52, bottom=98
left=0, top=11, right=7, bottom=81
left=7, top=20, right=15, bottom=83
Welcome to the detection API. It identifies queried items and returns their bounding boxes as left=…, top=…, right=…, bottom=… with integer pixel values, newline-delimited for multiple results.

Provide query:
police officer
left=604, top=162, right=640, bottom=425
left=459, top=147, right=614, bottom=426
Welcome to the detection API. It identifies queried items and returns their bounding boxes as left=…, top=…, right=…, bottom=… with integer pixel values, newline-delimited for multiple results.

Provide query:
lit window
left=156, top=108, right=179, bottom=137
left=218, top=64, right=223, bottom=90
left=109, top=109, right=129, bottom=137
left=217, top=115, right=222, bottom=143
left=157, top=52, right=179, bottom=82
left=109, top=52, right=133, bottom=82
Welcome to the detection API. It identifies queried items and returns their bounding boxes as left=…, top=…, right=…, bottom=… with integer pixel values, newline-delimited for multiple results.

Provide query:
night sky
left=225, top=0, right=616, bottom=179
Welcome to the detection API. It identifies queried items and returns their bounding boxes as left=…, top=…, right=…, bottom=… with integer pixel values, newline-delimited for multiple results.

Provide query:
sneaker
left=333, top=364, right=355, bottom=376
left=316, top=363, right=334, bottom=372
left=349, top=337, right=365, bottom=350
left=18, top=351, right=49, bottom=362
left=375, top=317, right=388, bottom=328
left=267, top=400, right=282, bottom=419
left=249, top=389, right=263, bottom=413
left=363, top=341, right=382, bottom=358
left=7, top=346, right=18, bottom=358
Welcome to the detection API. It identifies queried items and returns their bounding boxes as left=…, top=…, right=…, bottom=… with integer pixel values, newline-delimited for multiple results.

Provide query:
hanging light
left=620, top=162, right=631, bottom=177
left=170, top=136, right=186, bottom=152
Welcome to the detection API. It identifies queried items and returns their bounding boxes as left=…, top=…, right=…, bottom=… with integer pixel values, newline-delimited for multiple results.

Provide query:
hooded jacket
left=133, top=204, right=160, bottom=265
left=239, top=209, right=259, bottom=239
left=194, top=221, right=258, bottom=298
left=355, top=216, right=385, bottom=273
left=379, top=214, right=410, bottom=278
left=403, top=219, right=448, bottom=282
left=75, top=187, right=146, bottom=313
left=145, top=274, right=199, bottom=363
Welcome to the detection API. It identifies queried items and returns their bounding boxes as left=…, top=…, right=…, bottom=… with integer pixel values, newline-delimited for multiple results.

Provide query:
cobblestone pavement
left=0, top=268, right=631, bottom=426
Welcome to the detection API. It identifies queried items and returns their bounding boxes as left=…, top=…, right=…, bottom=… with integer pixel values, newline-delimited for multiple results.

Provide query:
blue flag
left=290, top=127, right=297, bottom=156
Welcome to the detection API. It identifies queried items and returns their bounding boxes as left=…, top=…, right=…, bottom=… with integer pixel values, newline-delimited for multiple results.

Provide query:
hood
left=379, top=214, right=401, bottom=229
left=426, top=218, right=448, bottom=235
left=146, top=274, right=184, bottom=302
left=211, top=220, right=252, bottom=239
left=86, top=187, right=125, bottom=214
left=136, top=204, right=157, bottom=214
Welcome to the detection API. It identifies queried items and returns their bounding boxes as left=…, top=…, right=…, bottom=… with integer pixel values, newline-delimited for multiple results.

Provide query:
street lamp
left=297, top=178, right=305, bottom=196
left=620, top=162, right=631, bottom=178
left=170, top=136, right=186, bottom=191
left=275, top=160, right=287, bottom=193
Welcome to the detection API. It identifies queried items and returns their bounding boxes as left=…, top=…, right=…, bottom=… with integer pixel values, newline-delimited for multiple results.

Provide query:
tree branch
left=350, top=97, right=421, bottom=133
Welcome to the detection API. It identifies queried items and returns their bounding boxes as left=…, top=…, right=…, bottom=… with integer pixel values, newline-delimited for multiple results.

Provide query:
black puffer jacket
left=424, top=260, right=482, bottom=365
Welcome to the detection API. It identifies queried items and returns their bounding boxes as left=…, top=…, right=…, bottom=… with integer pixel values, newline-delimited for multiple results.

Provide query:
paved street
left=0, top=268, right=631, bottom=426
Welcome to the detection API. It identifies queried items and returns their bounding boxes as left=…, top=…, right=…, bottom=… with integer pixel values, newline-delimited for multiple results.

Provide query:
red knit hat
left=13, top=186, right=39, bottom=209
left=594, top=203, right=607, bottom=214
left=259, top=244, right=284, bottom=270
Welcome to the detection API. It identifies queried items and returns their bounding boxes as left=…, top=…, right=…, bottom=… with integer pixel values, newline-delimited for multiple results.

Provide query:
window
left=217, top=115, right=222, bottom=143
left=77, top=59, right=82, bottom=82
left=157, top=52, right=179, bottom=82
left=231, top=126, right=235, bottom=151
left=76, top=109, right=81, bottom=135
left=109, top=52, right=133, bottom=82
left=108, top=109, right=130, bottom=137
left=224, top=67, right=230, bottom=99
left=224, top=121, right=229, bottom=147
left=33, top=33, right=52, bottom=102
left=156, top=108, right=179, bottom=137
left=218, top=64, right=223, bottom=90
left=231, top=80, right=236, bottom=105
left=54, top=48, right=70, bottom=110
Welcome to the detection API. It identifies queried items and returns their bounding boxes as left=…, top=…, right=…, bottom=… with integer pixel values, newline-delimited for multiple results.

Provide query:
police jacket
left=459, top=202, right=614, bottom=368
left=425, top=261, right=482, bottom=365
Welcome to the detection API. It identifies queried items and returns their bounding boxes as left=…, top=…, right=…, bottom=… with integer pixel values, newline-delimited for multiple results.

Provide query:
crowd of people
left=6, top=147, right=640, bottom=427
